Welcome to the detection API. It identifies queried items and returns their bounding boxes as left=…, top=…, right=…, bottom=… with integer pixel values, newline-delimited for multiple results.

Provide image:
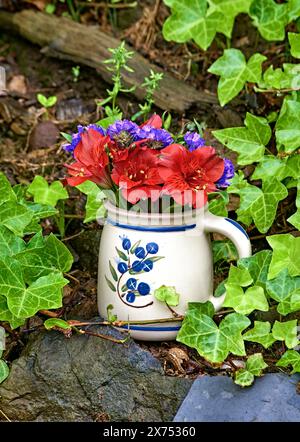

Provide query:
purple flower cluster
left=107, top=120, right=140, bottom=141
left=63, top=124, right=106, bottom=154
left=184, top=132, right=205, bottom=151
left=137, top=125, right=173, bottom=147
left=216, top=159, right=235, bottom=188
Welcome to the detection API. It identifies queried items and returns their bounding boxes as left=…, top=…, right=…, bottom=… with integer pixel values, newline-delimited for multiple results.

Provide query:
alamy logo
left=0, top=66, right=6, bottom=94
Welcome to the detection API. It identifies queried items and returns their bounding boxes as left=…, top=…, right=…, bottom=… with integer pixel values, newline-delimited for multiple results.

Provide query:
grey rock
left=174, top=373, right=300, bottom=422
left=0, top=326, right=191, bottom=422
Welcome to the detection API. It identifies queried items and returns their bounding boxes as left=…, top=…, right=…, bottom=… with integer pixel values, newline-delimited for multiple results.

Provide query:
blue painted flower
left=122, top=238, right=131, bottom=250
left=126, top=292, right=136, bottom=303
left=146, top=242, right=159, bottom=254
left=136, top=125, right=173, bottom=148
left=132, top=261, right=144, bottom=272
left=117, top=262, right=128, bottom=273
left=63, top=124, right=105, bottom=154
left=142, top=259, right=153, bottom=272
left=138, top=282, right=150, bottom=296
left=216, top=159, right=235, bottom=188
left=135, top=247, right=146, bottom=259
left=184, top=131, right=205, bottom=151
left=126, top=278, right=137, bottom=290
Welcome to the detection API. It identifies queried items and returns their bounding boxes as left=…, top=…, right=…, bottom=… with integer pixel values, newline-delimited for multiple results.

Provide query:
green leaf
left=15, top=233, right=73, bottom=284
left=266, top=269, right=300, bottom=315
left=77, top=181, right=106, bottom=223
left=289, top=32, right=300, bottom=58
left=154, top=285, right=180, bottom=307
left=208, top=191, right=229, bottom=217
left=243, top=321, right=275, bottom=348
left=224, top=284, right=269, bottom=315
left=235, top=353, right=267, bottom=387
left=0, top=225, right=26, bottom=258
left=24, top=202, right=58, bottom=220
left=238, top=250, right=272, bottom=289
left=227, top=265, right=253, bottom=287
left=272, top=320, right=299, bottom=349
left=257, top=64, right=300, bottom=90
left=187, top=301, right=215, bottom=318
left=27, top=176, right=68, bottom=207
left=96, top=111, right=123, bottom=129
left=212, top=240, right=238, bottom=264
left=208, top=0, right=251, bottom=38
left=288, top=0, right=300, bottom=21
left=0, top=296, right=25, bottom=329
left=0, top=359, right=9, bottom=383
left=105, top=275, right=116, bottom=292
left=44, top=318, right=72, bottom=330
left=208, top=50, right=266, bottom=106
left=251, top=156, right=287, bottom=182
left=213, top=113, right=271, bottom=165
left=162, top=0, right=221, bottom=51
left=115, top=247, right=128, bottom=261
left=234, top=369, right=254, bottom=387
left=0, top=173, right=17, bottom=204
left=267, top=234, right=300, bottom=279
left=0, top=202, right=34, bottom=236
left=177, top=311, right=250, bottom=363
left=276, top=99, right=300, bottom=152
left=287, top=180, right=300, bottom=230
left=276, top=350, right=300, bottom=373
left=37, top=94, right=57, bottom=108
left=60, top=132, right=72, bottom=143
left=109, top=260, right=118, bottom=282
left=249, top=0, right=288, bottom=41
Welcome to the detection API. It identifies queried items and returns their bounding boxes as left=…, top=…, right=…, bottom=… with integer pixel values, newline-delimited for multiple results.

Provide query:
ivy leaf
left=162, top=0, right=221, bottom=51
left=249, top=0, right=288, bottom=41
left=187, top=301, right=215, bottom=318
left=177, top=311, right=250, bottom=363
left=227, top=265, right=253, bottom=287
left=272, top=320, right=299, bottom=349
left=154, top=285, right=180, bottom=306
left=27, top=176, right=68, bottom=207
left=257, top=64, right=300, bottom=90
left=0, top=295, right=26, bottom=329
left=208, top=50, right=266, bottom=106
left=208, top=191, right=228, bottom=217
left=243, top=321, right=275, bottom=349
left=289, top=32, right=300, bottom=58
left=15, top=233, right=73, bottom=284
left=276, top=350, right=300, bottom=373
left=276, top=99, right=300, bottom=152
left=213, top=113, right=271, bottom=165
left=24, top=202, right=58, bottom=221
left=251, top=156, right=287, bottom=182
left=0, top=202, right=34, bottom=237
left=76, top=181, right=106, bottom=223
left=267, top=234, right=300, bottom=279
left=208, top=0, right=251, bottom=38
left=288, top=0, right=300, bottom=21
left=0, top=225, right=26, bottom=258
left=266, top=269, right=300, bottom=315
left=238, top=250, right=272, bottom=289
left=224, top=284, right=269, bottom=315
left=44, top=318, right=72, bottom=331
left=287, top=180, right=300, bottom=230
left=235, top=353, right=267, bottom=387
left=0, top=359, right=9, bottom=383
left=284, top=154, right=300, bottom=179
left=0, top=326, right=4, bottom=352
left=0, top=173, right=17, bottom=204
left=212, top=240, right=238, bottom=264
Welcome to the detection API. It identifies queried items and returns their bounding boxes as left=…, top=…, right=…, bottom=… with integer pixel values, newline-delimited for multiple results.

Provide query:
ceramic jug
left=98, top=201, right=252, bottom=341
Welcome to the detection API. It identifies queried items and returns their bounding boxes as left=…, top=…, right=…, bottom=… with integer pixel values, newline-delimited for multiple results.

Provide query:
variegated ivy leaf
left=287, top=180, right=300, bottom=230
left=0, top=359, right=9, bottom=383
left=249, top=0, right=288, bottom=41
left=234, top=353, right=267, bottom=387
left=224, top=284, right=269, bottom=315
left=238, top=250, right=272, bottom=290
left=177, top=310, right=250, bottom=364
left=284, top=154, right=300, bottom=180
left=162, top=0, right=221, bottom=51
left=0, top=296, right=25, bottom=329
left=208, top=50, right=266, bottom=106
left=267, top=234, right=300, bottom=279
left=228, top=173, right=287, bottom=233
left=27, top=176, right=68, bottom=207
left=212, top=240, right=238, bottom=264
left=251, top=156, right=287, bottom=182
left=243, top=321, right=275, bottom=349
left=15, top=232, right=73, bottom=284
left=257, top=64, right=300, bottom=91
left=276, top=99, right=300, bottom=152
left=288, top=0, right=300, bottom=21
left=227, top=265, right=253, bottom=287
left=277, top=350, right=300, bottom=374
left=266, top=269, right=300, bottom=315
left=0, top=256, right=68, bottom=319
left=207, top=0, right=251, bottom=38
left=154, top=285, right=180, bottom=307
left=0, top=202, right=34, bottom=237
left=213, top=113, right=271, bottom=165
left=289, top=32, right=300, bottom=58
left=208, top=191, right=228, bottom=217
left=272, top=320, right=299, bottom=349
left=76, top=181, right=106, bottom=223
left=0, top=173, right=17, bottom=204
left=0, top=225, right=26, bottom=258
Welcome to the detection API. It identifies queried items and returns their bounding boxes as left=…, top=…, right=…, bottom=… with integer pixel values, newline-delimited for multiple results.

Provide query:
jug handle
left=203, top=212, right=252, bottom=311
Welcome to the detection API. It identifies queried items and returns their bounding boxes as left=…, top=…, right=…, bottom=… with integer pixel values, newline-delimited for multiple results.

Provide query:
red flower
left=109, top=139, right=148, bottom=163
left=141, top=114, right=162, bottom=129
left=112, top=147, right=163, bottom=204
left=65, top=129, right=112, bottom=187
left=159, top=144, right=224, bottom=208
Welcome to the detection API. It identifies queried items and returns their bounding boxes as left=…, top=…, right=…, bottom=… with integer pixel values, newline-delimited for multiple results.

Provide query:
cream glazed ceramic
left=98, top=201, right=252, bottom=341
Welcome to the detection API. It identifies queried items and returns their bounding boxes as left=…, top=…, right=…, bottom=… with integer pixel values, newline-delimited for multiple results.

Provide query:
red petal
left=140, top=114, right=162, bottom=129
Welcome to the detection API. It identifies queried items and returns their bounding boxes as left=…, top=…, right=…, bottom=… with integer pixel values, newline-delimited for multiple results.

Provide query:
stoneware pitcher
left=98, top=201, right=252, bottom=341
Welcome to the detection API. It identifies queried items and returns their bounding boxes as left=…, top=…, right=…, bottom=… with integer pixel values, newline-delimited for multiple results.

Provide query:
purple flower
left=107, top=119, right=140, bottom=140
left=137, top=125, right=173, bottom=148
left=63, top=124, right=105, bottom=154
left=184, top=132, right=205, bottom=151
left=216, top=159, right=235, bottom=188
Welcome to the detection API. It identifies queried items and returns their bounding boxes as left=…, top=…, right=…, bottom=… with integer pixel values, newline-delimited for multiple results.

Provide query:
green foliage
left=249, top=0, right=288, bottom=41
left=72, top=65, right=80, bottom=82
left=37, top=93, right=57, bottom=108
left=76, top=181, right=106, bottom=223
left=132, top=70, right=164, bottom=121
left=44, top=318, right=72, bottom=330
left=27, top=176, right=68, bottom=207
left=154, top=285, right=180, bottom=307
left=267, top=234, right=300, bottom=279
left=243, top=321, right=275, bottom=348
left=0, top=359, right=9, bottom=383
left=0, top=173, right=73, bottom=330
left=277, top=350, right=300, bottom=373
left=289, top=32, right=300, bottom=58
left=212, top=240, right=238, bottom=264
left=234, top=353, right=267, bottom=387
left=276, top=99, right=300, bottom=152
left=208, top=50, right=266, bottom=105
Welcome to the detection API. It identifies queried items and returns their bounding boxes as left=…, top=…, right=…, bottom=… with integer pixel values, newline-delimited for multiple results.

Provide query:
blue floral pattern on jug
left=105, top=237, right=164, bottom=308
